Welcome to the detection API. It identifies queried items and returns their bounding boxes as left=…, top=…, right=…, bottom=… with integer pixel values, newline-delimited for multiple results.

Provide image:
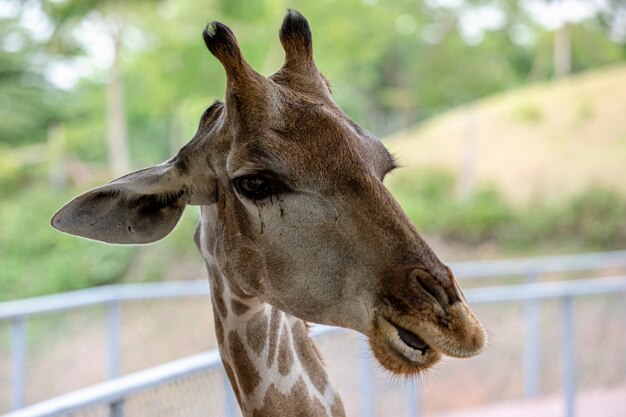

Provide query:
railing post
left=10, top=317, right=26, bottom=410
left=561, top=296, right=576, bottom=417
left=405, top=380, right=421, bottom=417
left=110, top=400, right=124, bottom=417
left=222, top=368, right=239, bottom=417
left=106, top=301, right=122, bottom=380
left=523, top=272, right=540, bottom=399
left=359, top=337, right=375, bottom=417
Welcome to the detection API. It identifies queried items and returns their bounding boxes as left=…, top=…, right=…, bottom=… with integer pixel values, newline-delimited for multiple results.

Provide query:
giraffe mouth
left=395, top=324, right=429, bottom=353
left=368, top=315, right=441, bottom=375
left=381, top=317, right=431, bottom=360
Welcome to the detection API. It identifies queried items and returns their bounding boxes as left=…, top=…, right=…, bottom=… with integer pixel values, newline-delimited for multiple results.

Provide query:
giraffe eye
left=234, top=175, right=273, bottom=200
left=233, top=172, right=292, bottom=201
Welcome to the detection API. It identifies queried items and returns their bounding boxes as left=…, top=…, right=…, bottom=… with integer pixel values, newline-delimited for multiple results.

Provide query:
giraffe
left=51, top=10, right=486, bottom=417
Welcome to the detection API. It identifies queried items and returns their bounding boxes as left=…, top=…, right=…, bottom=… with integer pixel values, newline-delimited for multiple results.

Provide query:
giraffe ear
left=51, top=161, right=213, bottom=244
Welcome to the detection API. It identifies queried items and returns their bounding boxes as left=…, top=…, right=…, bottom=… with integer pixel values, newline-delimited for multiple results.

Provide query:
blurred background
left=0, top=0, right=625, bottom=416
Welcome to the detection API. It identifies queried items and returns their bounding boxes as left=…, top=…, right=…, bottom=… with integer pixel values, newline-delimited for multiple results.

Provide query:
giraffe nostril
left=412, top=269, right=450, bottom=307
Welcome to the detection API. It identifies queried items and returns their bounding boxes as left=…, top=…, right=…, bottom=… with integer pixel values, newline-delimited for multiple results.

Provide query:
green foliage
left=388, top=169, right=626, bottom=250
left=389, top=169, right=513, bottom=244
left=6, top=0, right=625, bottom=156
left=572, top=22, right=626, bottom=72
left=511, top=188, right=626, bottom=250
left=0, top=17, right=64, bottom=146
left=0, top=176, right=202, bottom=301
left=0, top=184, right=134, bottom=301
left=560, top=188, right=626, bottom=247
left=442, top=187, right=514, bottom=243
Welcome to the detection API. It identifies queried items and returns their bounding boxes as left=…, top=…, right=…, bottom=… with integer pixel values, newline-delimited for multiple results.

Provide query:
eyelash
left=233, top=173, right=289, bottom=201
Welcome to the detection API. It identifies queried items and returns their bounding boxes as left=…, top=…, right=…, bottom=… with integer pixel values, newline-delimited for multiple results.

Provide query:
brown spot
left=305, top=322, right=326, bottom=365
left=229, top=245, right=266, bottom=296
left=228, top=331, right=260, bottom=395
left=266, top=308, right=282, bottom=367
left=331, top=395, right=346, bottom=417
left=208, top=263, right=224, bottom=296
left=252, top=378, right=327, bottom=417
left=228, top=276, right=256, bottom=299
left=247, top=310, right=269, bottom=355
left=222, top=361, right=244, bottom=409
left=278, top=323, right=294, bottom=376
left=231, top=299, right=250, bottom=315
left=292, top=321, right=328, bottom=393
left=209, top=267, right=228, bottom=319
left=213, top=294, right=228, bottom=319
left=213, top=311, right=225, bottom=343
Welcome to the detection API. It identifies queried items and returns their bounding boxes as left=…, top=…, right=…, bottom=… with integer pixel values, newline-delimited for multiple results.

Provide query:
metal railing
left=0, top=327, right=343, bottom=417
left=1, top=250, right=625, bottom=416
left=0, top=280, right=211, bottom=412
left=447, top=249, right=626, bottom=279
left=450, top=249, right=626, bottom=402
left=2, top=276, right=626, bottom=417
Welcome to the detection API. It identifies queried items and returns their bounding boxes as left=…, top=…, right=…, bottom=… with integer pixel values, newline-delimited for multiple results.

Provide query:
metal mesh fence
left=62, top=368, right=236, bottom=417
left=1, top=288, right=625, bottom=416
left=26, top=306, right=108, bottom=404
left=119, top=298, right=214, bottom=374
left=573, top=294, right=626, bottom=390
left=65, top=405, right=109, bottom=417
left=122, top=370, right=227, bottom=417
left=417, top=293, right=626, bottom=415
left=0, top=297, right=214, bottom=414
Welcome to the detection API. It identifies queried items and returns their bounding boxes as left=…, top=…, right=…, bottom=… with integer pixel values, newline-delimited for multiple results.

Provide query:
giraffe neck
left=207, top=266, right=345, bottom=417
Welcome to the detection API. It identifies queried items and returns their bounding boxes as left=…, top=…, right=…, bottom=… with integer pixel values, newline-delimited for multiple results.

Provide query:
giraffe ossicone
left=52, top=10, right=485, bottom=416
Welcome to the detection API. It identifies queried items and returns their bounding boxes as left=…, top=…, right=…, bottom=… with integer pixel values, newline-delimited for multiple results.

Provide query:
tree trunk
left=553, top=23, right=572, bottom=78
left=106, top=22, right=131, bottom=177
left=526, top=38, right=550, bottom=82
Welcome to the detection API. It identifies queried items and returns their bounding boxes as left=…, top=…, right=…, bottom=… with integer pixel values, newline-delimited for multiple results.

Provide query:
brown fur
left=229, top=331, right=261, bottom=396
left=232, top=299, right=251, bottom=315
left=246, top=310, right=269, bottom=355
left=292, top=321, right=329, bottom=393
left=278, top=323, right=294, bottom=376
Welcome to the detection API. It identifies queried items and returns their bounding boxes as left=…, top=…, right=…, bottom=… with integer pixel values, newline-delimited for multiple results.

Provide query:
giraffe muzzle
left=365, top=265, right=486, bottom=375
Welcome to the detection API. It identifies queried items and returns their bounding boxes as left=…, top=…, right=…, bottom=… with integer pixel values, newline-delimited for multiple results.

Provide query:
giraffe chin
left=368, top=316, right=442, bottom=376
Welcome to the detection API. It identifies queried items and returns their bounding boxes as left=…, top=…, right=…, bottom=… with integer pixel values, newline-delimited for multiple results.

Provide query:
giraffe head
left=51, top=10, right=485, bottom=376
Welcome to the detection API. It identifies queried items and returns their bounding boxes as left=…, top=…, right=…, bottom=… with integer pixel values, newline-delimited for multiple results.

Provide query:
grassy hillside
left=385, top=64, right=626, bottom=203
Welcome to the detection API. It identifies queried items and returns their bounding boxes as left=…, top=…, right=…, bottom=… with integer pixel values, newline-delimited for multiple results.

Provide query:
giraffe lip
left=369, top=315, right=442, bottom=374
left=395, top=324, right=429, bottom=353
left=378, top=316, right=434, bottom=363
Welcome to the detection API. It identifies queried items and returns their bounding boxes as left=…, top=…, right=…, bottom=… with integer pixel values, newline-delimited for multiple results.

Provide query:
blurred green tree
left=41, top=0, right=167, bottom=175
left=0, top=8, right=63, bottom=148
